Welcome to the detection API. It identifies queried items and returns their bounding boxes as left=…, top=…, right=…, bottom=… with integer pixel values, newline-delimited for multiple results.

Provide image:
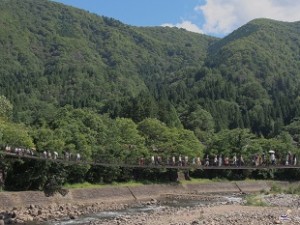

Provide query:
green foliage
left=186, top=107, right=215, bottom=133
left=245, top=194, right=269, bottom=206
left=1, top=1, right=300, bottom=189
left=115, top=118, right=148, bottom=162
left=0, top=96, right=13, bottom=119
left=0, top=118, right=34, bottom=148
left=208, top=129, right=255, bottom=157
left=138, top=118, right=204, bottom=157
left=285, top=185, right=300, bottom=195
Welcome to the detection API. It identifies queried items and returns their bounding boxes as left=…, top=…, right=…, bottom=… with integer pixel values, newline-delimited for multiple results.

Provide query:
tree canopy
left=0, top=1, right=300, bottom=189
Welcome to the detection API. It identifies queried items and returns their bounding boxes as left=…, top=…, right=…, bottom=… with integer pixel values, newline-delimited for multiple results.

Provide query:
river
left=44, top=194, right=244, bottom=225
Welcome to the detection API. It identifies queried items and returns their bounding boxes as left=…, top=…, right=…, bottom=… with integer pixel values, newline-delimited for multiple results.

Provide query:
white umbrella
left=269, top=150, right=275, bottom=154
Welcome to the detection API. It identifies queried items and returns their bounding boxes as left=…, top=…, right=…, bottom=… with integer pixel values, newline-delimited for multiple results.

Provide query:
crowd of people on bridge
left=139, top=151, right=298, bottom=168
left=1, top=145, right=298, bottom=168
left=41, top=150, right=81, bottom=161
left=3, top=146, right=81, bottom=162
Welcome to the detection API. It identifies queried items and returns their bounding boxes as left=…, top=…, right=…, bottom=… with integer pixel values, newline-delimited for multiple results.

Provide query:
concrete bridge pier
left=177, top=170, right=191, bottom=181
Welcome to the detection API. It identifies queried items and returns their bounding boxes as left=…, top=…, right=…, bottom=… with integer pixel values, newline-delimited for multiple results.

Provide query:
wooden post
left=0, top=169, right=4, bottom=191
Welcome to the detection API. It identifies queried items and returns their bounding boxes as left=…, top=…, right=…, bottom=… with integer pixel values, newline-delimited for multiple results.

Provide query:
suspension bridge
left=1, top=151, right=299, bottom=170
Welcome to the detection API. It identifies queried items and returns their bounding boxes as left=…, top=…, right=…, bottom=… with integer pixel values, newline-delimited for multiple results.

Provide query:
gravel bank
left=89, top=194, right=300, bottom=225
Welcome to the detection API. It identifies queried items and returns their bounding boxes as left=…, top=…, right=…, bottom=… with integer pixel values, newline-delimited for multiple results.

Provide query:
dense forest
left=1, top=0, right=300, bottom=190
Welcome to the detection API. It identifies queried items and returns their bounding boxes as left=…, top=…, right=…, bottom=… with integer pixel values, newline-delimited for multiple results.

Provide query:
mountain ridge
left=0, top=0, right=300, bottom=137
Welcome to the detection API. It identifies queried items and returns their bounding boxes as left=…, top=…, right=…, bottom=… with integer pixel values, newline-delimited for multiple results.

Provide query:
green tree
left=186, top=107, right=215, bottom=142
left=0, top=120, right=34, bottom=148
left=115, top=118, right=148, bottom=163
left=0, top=95, right=13, bottom=119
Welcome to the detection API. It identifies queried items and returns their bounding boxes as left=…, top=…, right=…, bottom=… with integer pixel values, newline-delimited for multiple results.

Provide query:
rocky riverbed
left=1, top=193, right=300, bottom=224
left=92, top=194, right=300, bottom=225
left=0, top=200, right=132, bottom=224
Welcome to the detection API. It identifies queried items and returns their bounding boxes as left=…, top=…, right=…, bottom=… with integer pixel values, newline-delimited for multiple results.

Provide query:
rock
left=274, top=220, right=282, bottom=224
left=37, top=209, right=42, bottom=215
left=10, top=211, right=16, bottom=218
left=0, top=219, right=4, bottom=225
left=69, top=214, right=76, bottom=220
left=24, top=215, right=34, bottom=222
left=150, top=198, right=157, bottom=204
left=4, top=218, right=14, bottom=224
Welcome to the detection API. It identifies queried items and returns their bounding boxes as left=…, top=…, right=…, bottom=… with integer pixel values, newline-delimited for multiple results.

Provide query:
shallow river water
left=44, top=195, right=243, bottom=225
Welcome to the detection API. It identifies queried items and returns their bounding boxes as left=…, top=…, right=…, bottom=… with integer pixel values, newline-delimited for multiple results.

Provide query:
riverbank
left=97, top=204, right=300, bottom=225
left=85, top=192, right=300, bottom=225
left=0, top=180, right=297, bottom=224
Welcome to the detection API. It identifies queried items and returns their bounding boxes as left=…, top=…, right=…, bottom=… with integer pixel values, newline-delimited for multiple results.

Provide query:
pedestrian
left=184, top=156, right=189, bottom=166
left=285, top=153, right=290, bottom=166
left=239, top=155, right=244, bottom=166
left=255, top=154, right=260, bottom=166
left=43, top=150, right=47, bottom=159
left=47, top=151, right=52, bottom=159
left=213, top=155, right=218, bottom=166
left=151, top=155, right=155, bottom=165
left=178, top=155, right=182, bottom=166
left=224, top=157, right=229, bottom=166
left=76, top=153, right=81, bottom=161
left=65, top=152, right=70, bottom=161
left=205, top=155, right=209, bottom=166
left=233, top=154, right=237, bottom=166
left=261, top=153, right=266, bottom=165
left=157, top=155, right=162, bottom=165
left=271, top=153, right=276, bottom=165
left=218, top=154, right=222, bottom=167
left=196, top=157, right=201, bottom=166
left=192, top=157, right=196, bottom=165
left=172, top=156, right=176, bottom=166
left=54, top=151, right=58, bottom=160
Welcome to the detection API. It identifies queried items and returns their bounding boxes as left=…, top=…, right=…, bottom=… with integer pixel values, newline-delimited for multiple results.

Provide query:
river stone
left=69, top=214, right=76, bottom=219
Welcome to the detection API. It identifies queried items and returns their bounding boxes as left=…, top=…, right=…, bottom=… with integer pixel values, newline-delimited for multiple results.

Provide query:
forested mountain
left=0, top=0, right=300, bottom=135
left=200, top=19, right=300, bottom=135
left=0, top=0, right=215, bottom=120
left=1, top=0, right=300, bottom=188
left=1, top=1, right=300, bottom=163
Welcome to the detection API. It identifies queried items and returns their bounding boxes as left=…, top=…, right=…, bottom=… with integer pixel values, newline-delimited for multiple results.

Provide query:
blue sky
left=52, top=0, right=300, bottom=37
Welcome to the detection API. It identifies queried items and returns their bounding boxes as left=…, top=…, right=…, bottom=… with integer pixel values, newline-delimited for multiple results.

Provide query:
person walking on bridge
left=233, top=153, right=237, bottom=167
left=151, top=155, right=155, bottom=165
left=178, top=155, right=182, bottom=166
left=205, top=155, right=209, bottom=166
left=270, top=152, right=276, bottom=165
left=213, top=155, right=218, bottom=166
left=172, top=156, right=176, bottom=166
left=218, top=155, right=222, bottom=167
left=239, top=155, right=244, bottom=167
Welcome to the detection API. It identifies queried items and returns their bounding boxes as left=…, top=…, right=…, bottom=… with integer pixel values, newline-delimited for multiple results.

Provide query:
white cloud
left=196, top=0, right=300, bottom=35
left=161, top=20, right=203, bottom=34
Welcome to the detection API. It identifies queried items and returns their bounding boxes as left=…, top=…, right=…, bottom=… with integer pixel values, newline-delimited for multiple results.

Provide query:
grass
left=268, top=182, right=300, bottom=195
left=180, top=178, right=216, bottom=184
left=245, top=194, right=269, bottom=207
left=65, top=178, right=264, bottom=188
left=64, top=178, right=223, bottom=189
left=269, top=183, right=283, bottom=194
left=283, top=184, right=300, bottom=195
left=63, top=180, right=144, bottom=189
